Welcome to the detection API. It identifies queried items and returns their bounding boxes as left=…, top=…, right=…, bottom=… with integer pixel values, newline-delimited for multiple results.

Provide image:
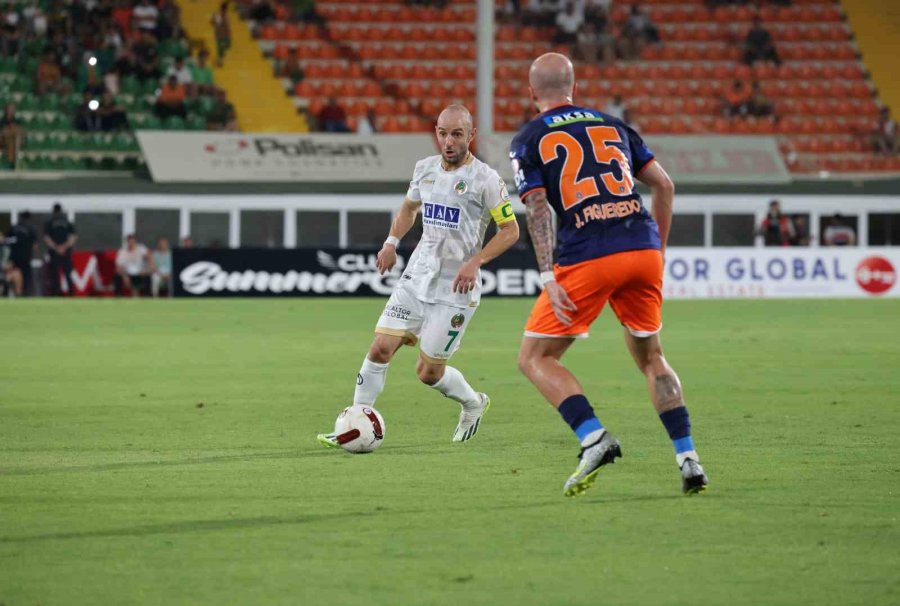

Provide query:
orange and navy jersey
left=510, top=104, right=661, bottom=266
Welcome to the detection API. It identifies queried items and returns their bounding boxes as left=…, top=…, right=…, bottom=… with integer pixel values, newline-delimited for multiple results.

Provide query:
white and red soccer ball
left=333, top=405, right=386, bottom=453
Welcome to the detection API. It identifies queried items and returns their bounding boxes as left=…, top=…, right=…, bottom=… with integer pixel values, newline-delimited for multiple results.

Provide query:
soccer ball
left=333, top=404, right=386, bottom=453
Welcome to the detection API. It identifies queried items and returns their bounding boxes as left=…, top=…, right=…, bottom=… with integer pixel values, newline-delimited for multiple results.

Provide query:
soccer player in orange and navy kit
left=512, top=53, right=708, bottom=497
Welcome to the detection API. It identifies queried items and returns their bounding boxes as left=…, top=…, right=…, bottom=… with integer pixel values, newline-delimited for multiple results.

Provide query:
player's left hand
left=452, top=259, right=480, bottom=294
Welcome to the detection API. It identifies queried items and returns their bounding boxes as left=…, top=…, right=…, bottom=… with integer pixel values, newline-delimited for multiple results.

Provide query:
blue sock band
left=558, top=395, right=603, bottom=441
left=673, top=436, right=695, bottom=454
left=659, top=407, right=693, bottom=452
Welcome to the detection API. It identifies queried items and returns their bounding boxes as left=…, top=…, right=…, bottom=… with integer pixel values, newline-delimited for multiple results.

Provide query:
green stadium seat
left=120, top=76, right=140, bottom=96
left=59, top=156, right=79, bottom=171
left=11, top=77, right=32, bottom=93
left=18, top=94, right=39, bottom=111
left=187, top=115, right=206, bottom=130
left=0, top=57, right=16, bottom=73
left=24, top=39, right=46, bottom=56
left=22, top=57, right=39, bottom=76
left=143, top=115, right=162, bottom=129
left=163, top=115, right=185, bottom=130
left=196, top=95, right=216, bottom=117
left=39, top=93, right=60, bottom=112
left=142, top=79, right=160, bottom=96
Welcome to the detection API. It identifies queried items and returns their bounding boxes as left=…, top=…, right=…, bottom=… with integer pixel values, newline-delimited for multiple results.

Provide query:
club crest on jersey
left=454, top=180, right=468, bottom=195
left=450, top=313, right=465, bottom=328
left=423, top=202, right=461, bottom=230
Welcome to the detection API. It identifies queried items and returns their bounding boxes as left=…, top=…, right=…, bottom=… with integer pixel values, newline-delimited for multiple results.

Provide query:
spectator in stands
left=743, top=16, right=781, bottom=66
left=249, top=0, right=276, bottom=22
left=74, top=92, right=103, bottom=131
left=133, top=0, right=159, bottom=35
left=722, top=79, right=751, bottom=118
left=620, top=4, right=659, bottom=59
left=1, top=233, right=24, bottom=297
left=280, top=47, right=305, bottom=85
left=104, top=65, right=121, bottom=96
left=291, top=0, right=322, bottom=25
left=756, top=200, right=795, bottom=247
left=0, top=104, right=24, bottom=166
left=151, top=236, right=172, bottom=297
left=23, top=1, right=48, bottom=39
left=43, top=203, right=77, bottom=296
left=180, top=235, right=195, bottom=248
left=1, top=6, right=23, bottom=58
left=98, top=91, right=128, bottom=131
left=791, top=216, right=811, bottom=247
left=112, top=0, right=134, bottom=37
left=6, top=211, right=37, bottom=295
left=154, top=75, right=187, bottom=120
left=823, top=215, right=857, bottom=247
left=133, top=29, right=162, bottom=82
left=584, top=0, right=613, bottom=22
left=115, top=234, right=152, bottom=297
left=317, top=97, right=350, bottom=133
left=574, top=22, right=599, bottom=63
left=190, top=50, right=216, bottom=96
left=211, top=2, right=231, bottom=68
left=35, top=51, right=66, bottom=96
left=872, top=107, right=897, bottom=155
left=167, top=56, right=194, bottom=95
left=747, top=81, right=773, bottom=117
left=206, top=88, right=238, bottom=130
left=114, top=45, right=137, bottom=79
left=554, top=2, right=584, bottom=45
left=605, top=95, right=627, bottom=120
left=356, top=108, right=378, bottom=135
left=81, top=64, right=106, bottom=96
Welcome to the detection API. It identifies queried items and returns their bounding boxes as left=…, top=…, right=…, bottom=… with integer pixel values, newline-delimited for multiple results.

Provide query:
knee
left=367, top=340, right=394, bottom=364
left=416, top=360, right=444, bottom=386
left=517, top=349, right=537, bottom=378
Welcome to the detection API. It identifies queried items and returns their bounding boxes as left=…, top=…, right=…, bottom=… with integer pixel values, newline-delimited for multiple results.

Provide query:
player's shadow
left=0, top=444, right=425, bottom=477
left=0, top=511, right=385, bottom=544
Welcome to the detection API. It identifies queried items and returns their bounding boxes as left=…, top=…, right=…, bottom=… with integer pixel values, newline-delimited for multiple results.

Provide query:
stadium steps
left=841, top=0, right=900, bottom=115
left=176, top=0, right=307, bottom=132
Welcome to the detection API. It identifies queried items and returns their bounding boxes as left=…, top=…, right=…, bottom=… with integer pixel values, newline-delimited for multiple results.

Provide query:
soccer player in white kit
left=318, top=105, right=520, bottom=444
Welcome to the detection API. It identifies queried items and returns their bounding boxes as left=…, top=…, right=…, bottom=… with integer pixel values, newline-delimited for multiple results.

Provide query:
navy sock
left=558, top=394, right=604, bottom=443
left=659, top=406, right=695, bottom=456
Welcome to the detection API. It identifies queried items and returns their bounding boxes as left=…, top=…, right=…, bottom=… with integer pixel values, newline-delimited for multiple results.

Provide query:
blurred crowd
left=0, top=202, right=180, bottom=298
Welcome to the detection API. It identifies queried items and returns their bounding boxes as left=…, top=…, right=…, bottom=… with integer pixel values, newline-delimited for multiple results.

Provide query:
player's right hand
left=545, top=281, right=577, bottom=326
left=376, top=245, right=397, bottom=275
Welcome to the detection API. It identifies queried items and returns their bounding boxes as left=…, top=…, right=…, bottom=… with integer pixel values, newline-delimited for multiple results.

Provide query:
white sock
left=676, top=450, right=700, bottom=468
left=431, top=366, right=479, bottom=407
left=353, top=357, right=389, bottom=406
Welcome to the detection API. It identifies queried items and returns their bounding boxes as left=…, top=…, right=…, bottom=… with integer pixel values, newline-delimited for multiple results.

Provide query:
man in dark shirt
left=43, top=203, right=77, bottom=296
left=7, top=211, right=37, bottom=295
left=743, top=16, right=780, bottom=66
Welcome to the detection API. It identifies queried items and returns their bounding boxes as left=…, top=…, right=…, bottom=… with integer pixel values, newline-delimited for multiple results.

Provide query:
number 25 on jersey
left=538, top=125, right=635, bottom=210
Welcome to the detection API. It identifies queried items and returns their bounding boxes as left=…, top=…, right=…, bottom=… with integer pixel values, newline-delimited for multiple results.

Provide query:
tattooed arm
left=523, top=189, right=577, bottom=325
left=523, top=189, right=555, bottom=275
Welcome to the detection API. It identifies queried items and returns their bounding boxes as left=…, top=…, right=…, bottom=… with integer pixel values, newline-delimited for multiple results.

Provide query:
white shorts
left=375, top=282, right=476, bottom=363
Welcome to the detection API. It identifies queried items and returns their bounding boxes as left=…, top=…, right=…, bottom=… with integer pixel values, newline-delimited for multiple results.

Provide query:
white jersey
left=403, top=154, right=515, bottom=308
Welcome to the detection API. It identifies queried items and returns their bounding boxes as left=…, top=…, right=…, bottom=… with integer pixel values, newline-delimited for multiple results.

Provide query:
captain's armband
left=490, top=200, right=516, bottom=225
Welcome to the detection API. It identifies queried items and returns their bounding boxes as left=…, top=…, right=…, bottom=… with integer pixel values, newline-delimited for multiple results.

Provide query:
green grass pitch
left=1, top=298, right=898, bottom=605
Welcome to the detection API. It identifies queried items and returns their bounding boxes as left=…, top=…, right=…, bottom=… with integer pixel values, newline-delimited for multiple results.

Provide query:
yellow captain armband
left=490, top=201, right=516, bottom=225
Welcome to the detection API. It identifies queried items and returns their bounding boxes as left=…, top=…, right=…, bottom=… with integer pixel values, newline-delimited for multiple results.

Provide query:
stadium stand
left=1, top=0, right=898, bottom=175
left=0, top=0, right=244, bottom=172
left=251, top=0, right=899, bottom=174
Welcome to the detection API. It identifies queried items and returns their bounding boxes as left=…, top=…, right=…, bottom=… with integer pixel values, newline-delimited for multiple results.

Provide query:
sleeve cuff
left=520, top=187, right=546, bottom=201
left=634, top=157, right=657, bottom=178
